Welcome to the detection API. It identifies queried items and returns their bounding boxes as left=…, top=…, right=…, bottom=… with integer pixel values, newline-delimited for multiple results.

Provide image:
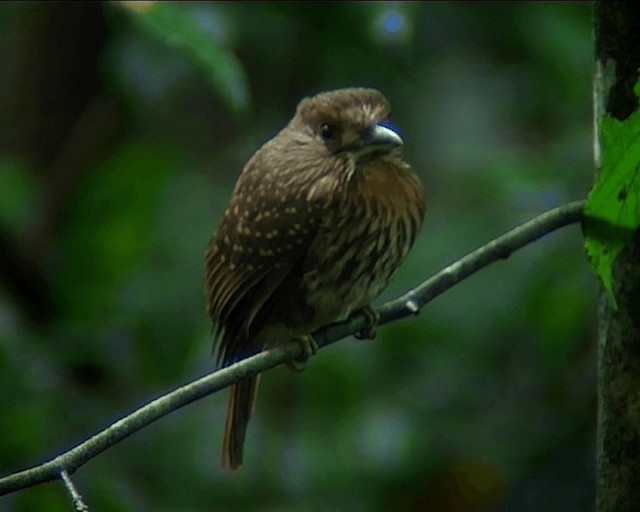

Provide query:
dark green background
left=0, top=2, right=595, bottom=511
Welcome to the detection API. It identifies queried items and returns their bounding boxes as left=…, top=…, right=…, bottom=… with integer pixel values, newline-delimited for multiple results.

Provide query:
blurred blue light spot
left=382, top=10, right=405, bottom=35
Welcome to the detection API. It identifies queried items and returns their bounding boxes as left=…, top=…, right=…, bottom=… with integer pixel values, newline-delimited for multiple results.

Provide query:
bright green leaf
left=121, top=2, right=249, bottom=114
left=585, top=80, right=640, bottom=307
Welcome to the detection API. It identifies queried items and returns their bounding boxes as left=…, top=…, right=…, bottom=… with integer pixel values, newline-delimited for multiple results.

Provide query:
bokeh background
left=0, top=2, right=596, bottom=511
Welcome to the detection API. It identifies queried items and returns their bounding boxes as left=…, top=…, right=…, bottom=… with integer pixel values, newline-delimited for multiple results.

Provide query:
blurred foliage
left=0, top=2, right=595, bottom=511
left=119, top=2, right=250, bottom=114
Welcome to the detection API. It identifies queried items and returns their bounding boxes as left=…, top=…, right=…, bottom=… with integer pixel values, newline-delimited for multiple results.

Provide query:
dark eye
left=320, top=123, right=336, bottom=141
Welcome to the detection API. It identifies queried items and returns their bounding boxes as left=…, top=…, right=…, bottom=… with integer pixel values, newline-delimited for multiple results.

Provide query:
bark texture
left=594, top=3, right=640, bottom=510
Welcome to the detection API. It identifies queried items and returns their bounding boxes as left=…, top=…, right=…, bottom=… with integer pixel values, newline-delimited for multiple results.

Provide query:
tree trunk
left=594, top=3, right=640, bottom=511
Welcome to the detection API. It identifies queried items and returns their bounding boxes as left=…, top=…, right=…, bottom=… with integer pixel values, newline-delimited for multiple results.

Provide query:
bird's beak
left=358, top=124, right=403, bottom=154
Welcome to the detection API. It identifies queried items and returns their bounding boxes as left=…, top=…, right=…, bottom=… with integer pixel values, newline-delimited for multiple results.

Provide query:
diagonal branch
left=0, top=200, right=585, bottom=497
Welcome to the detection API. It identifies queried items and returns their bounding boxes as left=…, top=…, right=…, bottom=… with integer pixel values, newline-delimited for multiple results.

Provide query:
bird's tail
left=222, top=375, right=260, bottom=471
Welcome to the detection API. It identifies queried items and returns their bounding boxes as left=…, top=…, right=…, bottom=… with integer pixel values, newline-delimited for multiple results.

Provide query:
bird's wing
left=205, top=153, right=331, bottom=366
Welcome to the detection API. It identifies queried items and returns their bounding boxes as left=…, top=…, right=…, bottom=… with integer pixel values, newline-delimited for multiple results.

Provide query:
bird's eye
left=320, top=123, right=336, bottom=141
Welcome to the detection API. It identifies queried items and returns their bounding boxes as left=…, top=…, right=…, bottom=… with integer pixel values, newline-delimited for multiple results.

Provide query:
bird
left=205, top=87, right=425, bottom=471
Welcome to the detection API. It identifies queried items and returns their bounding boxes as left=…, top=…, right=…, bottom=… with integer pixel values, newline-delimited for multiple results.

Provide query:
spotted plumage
left=205, top=88, right=425, bottom=471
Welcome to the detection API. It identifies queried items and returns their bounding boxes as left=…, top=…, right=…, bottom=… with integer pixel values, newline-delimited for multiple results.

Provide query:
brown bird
left=205, top=87, right=425, bottom=471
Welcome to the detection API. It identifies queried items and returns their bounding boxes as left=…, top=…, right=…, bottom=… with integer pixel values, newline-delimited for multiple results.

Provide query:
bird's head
left=287, top=88, right=404, bottom=161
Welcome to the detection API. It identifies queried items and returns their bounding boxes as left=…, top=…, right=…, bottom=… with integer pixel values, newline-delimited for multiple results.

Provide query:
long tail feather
left=221, top=375, right=260, bottom=471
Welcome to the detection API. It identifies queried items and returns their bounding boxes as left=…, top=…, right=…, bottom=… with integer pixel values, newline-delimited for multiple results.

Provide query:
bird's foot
left=353, top=306, right=380, bottom=340
left=286, top=334, right=319, bottom=372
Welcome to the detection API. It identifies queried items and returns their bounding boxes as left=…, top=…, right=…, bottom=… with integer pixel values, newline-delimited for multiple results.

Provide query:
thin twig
left=0, top=200, right=585, bottom=496
left=60, top=470, right=89, bottom=512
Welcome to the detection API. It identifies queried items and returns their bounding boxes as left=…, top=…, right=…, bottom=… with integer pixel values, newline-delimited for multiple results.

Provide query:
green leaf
left=585, top=80, right=640, bottom=307
left=56, top=142, right=175, bottom=323
left=121, top=2, right=249, bottom=114
left=0, top=156, right=36, bottom=233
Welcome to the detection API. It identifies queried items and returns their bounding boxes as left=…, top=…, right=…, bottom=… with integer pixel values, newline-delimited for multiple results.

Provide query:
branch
left=0, top=199, right=585, bottom=496
left=60, top=470, right=89, bottom=512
